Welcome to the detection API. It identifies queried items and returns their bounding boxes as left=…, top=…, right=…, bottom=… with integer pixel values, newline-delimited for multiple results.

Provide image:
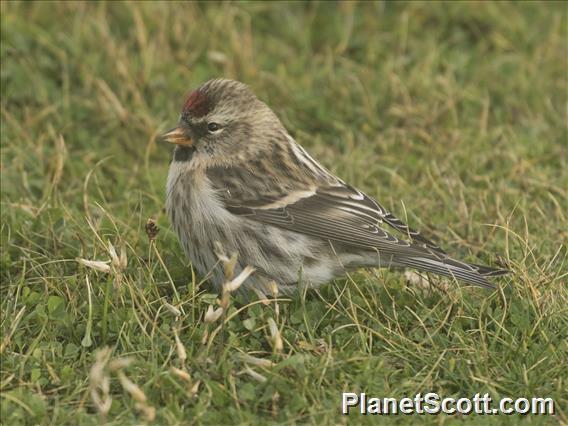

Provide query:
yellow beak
left=162, top=127, right=193, bottom=146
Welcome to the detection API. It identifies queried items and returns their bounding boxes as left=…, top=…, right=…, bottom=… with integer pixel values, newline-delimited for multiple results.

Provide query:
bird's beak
left=162, top=127, right=193, bottom=146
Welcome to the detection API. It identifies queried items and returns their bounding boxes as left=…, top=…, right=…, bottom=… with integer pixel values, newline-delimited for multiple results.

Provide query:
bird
left=163, top=78, right=508, bottom=295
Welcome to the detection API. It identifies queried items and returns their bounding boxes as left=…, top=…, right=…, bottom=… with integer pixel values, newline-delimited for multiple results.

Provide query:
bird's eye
left=207, top=122, right=221, bottom=133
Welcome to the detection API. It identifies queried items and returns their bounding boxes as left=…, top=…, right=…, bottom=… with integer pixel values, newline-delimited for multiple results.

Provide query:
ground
left=1, top=1, right=567, bottom=425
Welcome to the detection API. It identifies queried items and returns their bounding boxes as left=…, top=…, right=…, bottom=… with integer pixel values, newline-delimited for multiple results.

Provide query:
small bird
left=164, top=79, right=508, bottom=295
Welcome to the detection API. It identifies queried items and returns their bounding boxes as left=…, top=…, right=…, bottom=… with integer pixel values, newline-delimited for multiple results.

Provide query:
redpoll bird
left=164, top=79, right=508, bottom=294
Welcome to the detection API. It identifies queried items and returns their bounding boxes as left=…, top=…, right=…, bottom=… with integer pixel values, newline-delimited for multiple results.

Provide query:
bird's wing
left=221, top=181, right=445, bottom=258
left=221, top=183, right=508, bottom=288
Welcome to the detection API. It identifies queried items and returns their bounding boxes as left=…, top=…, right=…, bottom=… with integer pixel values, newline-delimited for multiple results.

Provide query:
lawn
left=1, top=1, right=566, bottom=424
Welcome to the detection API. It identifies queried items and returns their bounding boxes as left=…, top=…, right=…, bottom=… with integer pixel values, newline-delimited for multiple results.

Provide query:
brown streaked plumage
left=164, top=78, right=509, bottom=294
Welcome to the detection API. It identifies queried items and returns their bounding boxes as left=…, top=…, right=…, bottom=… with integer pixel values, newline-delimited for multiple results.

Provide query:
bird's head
left=163, top=79, right=284, bottom=167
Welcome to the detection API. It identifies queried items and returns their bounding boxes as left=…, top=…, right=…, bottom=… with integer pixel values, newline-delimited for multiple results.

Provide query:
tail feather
left=467, top=262, right=510, bottom=277
left=395, top=256, right=509, bottom=289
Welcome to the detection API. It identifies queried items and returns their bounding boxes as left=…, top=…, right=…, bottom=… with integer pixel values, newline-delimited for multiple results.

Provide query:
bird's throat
left=173, top=145, right=195, bottom=162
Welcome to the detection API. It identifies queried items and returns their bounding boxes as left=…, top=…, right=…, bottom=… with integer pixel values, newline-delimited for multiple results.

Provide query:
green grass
left=1, top=1, right=567, bottom=424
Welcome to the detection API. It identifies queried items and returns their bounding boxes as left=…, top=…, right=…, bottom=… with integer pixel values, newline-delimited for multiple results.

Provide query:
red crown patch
left=182, top=90, right=211, bottom=117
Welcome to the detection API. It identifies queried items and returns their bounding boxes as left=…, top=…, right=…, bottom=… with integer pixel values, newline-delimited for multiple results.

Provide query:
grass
left=1, top=1, right=567, bottom=424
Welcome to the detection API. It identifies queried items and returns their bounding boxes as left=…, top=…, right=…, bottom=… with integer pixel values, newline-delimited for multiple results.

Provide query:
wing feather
left=223, top=183, right=443, bottom=258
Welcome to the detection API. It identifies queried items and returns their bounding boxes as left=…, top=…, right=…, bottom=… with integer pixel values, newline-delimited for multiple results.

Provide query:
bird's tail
left=394, top=255, right=509, bottom=289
